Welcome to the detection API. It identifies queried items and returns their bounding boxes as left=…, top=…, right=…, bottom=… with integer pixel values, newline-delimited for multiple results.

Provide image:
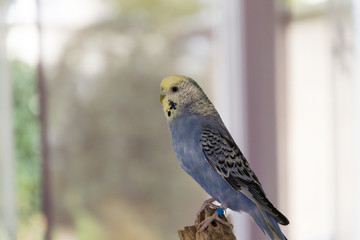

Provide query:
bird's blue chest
left=168, top=116, right=206, bottom=174
left=168, top=115, right=227, bottom=192
left=169, top=116, right=232, bottom=204
left=168, top=115, right=253, bottom=211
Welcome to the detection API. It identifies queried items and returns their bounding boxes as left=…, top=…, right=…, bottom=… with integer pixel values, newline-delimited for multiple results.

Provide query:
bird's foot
left=197, top=210, right=233, bottom=233
left=194, top=198, right=218, bottom=225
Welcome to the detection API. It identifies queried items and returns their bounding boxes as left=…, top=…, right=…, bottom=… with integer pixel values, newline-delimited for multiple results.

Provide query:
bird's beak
left=160, top=90, right=166, bottom=104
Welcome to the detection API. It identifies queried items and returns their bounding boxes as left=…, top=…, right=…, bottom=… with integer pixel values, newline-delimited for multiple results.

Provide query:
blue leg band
left=215, top=208, right=224, bottom=216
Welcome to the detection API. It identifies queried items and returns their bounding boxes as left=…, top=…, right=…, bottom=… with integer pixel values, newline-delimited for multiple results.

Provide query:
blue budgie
left=160, top=75, right=289, bottom=240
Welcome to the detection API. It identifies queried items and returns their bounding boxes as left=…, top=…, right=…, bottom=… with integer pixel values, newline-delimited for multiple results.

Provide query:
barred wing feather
left=200, top=128, right=289, bottom=225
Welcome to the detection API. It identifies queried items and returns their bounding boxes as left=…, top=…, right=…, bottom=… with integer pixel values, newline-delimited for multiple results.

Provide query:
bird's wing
left=200, top=127, right=289, bottom=225
left=200, top=127, right=260, bottom=189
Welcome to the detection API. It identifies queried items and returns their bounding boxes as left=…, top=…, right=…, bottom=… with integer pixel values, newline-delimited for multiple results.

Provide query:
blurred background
left=1, top=0, right=360, bottom=239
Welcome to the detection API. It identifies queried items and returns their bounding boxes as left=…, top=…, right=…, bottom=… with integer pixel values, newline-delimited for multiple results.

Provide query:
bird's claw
left=197, top=212, right=233, bottom=233
left=194, top=198, right=218, bottom=225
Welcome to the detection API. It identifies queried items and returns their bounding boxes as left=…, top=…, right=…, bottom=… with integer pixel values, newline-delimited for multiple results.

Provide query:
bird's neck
left=188, top=97, right=219, bottom=117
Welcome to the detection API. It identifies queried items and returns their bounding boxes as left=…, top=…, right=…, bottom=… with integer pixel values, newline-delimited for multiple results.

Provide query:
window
left=215, top=0, right=360, bottom=239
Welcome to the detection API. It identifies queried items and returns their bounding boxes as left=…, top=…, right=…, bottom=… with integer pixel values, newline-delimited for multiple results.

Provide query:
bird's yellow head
left=160, top=75, right=216, bottom=121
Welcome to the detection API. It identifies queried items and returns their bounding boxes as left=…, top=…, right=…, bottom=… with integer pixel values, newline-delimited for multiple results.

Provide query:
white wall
left=286, top=16, right=336, bottom=240
left=354, top=0, right=360, bottom=238
left=287, top=2, right=360, bottom=238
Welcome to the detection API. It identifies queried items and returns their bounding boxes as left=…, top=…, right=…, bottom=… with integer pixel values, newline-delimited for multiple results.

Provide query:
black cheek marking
left=168, top=111, right=171, bottom=117
left=168, top=100, right=177, bottom=110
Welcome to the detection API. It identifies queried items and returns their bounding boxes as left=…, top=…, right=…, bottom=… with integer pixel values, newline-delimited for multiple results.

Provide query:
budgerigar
left=160, top=75, right=289, bottom=240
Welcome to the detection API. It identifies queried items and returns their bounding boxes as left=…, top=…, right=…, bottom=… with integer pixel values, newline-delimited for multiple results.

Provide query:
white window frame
left=0, top=2, right=16, bottom=240
left=212, top=0, right=287, bottom=239
left=354, top=0, right=360, bottom=237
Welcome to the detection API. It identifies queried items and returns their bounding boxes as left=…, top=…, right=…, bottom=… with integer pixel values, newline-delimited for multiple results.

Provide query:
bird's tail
left=250, top=206, right=287, bottom=240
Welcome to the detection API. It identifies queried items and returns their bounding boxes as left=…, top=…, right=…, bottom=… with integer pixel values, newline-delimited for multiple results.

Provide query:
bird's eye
left=171, top=86, right=178, bottom=93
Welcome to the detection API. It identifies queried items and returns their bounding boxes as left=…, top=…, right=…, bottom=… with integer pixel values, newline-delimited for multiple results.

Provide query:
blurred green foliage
left=9, top=0, right=211, bottom=239
left=111, top=0, right=200, bottom=24
left=48, top=0, right=210, bottom=239
left=11, top=60, right=41, bottom=225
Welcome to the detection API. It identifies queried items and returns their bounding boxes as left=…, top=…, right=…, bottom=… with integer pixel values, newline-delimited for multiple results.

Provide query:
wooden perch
left=177, top=206, right=236, bottom=240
